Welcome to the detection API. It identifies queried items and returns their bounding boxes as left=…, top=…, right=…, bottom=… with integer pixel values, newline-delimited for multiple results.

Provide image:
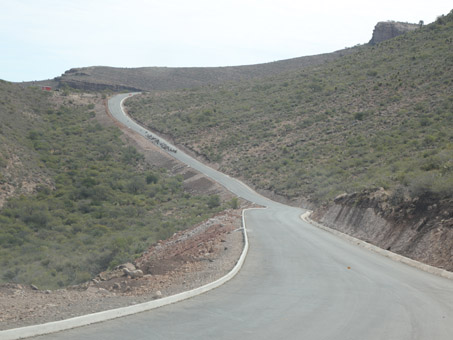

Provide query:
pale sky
left=1, top=0, right=451, bottom=82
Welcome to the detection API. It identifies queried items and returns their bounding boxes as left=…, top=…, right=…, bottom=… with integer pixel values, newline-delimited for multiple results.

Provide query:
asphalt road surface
left=33, top=93, right=453, bottom=339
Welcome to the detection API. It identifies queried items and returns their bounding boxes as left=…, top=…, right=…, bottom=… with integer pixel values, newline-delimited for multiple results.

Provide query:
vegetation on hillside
left=0, top=84, right=226, bottom=289
left=126, top=11, right=453, bottom=203
left=0, top=82, right=54, bottom=201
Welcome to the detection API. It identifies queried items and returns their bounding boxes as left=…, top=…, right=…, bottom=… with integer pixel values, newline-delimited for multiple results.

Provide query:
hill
left=124, top=10, right=453, bottom=270
left=44, top=49, right=356, bottom=92
left=0, top=83, right=233, bottom=289
left=125, top=11, right=453, bottom=204
left=3, top=10, right=452, bottom=287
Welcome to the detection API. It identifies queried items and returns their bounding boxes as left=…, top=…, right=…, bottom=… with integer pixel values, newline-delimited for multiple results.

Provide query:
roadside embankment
left=310, top=188, right=453, bottom=272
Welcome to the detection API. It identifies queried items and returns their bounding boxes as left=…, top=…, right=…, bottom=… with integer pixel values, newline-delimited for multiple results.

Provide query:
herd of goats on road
left=144, top=131, right=177, bottom=153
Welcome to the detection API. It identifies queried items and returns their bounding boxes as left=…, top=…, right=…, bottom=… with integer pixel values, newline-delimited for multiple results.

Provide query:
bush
left=230, top=197, right=239, bottom=209
left=207, top=195, right=221, bottom=208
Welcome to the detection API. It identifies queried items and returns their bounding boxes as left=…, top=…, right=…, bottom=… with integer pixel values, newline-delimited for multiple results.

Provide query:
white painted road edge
left=0, top=208, right=257, bottom=340
left=300, top=211, right=453, bottom=280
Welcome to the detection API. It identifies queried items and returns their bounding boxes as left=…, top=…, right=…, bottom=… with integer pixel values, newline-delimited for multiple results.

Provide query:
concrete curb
left=0, top=209, right=253, bottom=340
left=300, top=211, right=453, bottom=280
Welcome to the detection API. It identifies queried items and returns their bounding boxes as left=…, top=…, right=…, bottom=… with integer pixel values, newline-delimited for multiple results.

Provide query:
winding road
left=33, top=93, right=453, bottom=339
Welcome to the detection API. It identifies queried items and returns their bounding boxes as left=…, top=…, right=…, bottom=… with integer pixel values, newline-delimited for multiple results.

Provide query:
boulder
left=123, top=268, right=144, bottom=279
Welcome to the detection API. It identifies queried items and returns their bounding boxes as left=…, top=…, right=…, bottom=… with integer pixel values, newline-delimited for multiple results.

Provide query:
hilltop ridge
left=50, top=49, right=355, bottom=92
left=21, top=19, right=425, bottom=92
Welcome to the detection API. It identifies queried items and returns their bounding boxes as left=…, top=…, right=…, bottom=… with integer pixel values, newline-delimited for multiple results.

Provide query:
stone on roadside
left=123, top=268, right=144, bottom=279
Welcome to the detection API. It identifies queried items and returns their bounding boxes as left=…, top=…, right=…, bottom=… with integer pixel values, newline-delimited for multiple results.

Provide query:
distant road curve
left=33, top=93, right=453, bottom=339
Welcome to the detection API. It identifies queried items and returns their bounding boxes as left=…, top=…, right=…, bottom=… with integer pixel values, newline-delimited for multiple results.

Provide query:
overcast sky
left=1, top=0, right=451, bottom=82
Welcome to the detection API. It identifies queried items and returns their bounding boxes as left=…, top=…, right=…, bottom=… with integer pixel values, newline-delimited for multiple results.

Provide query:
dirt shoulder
left=0, top=209, right=245, bottom=330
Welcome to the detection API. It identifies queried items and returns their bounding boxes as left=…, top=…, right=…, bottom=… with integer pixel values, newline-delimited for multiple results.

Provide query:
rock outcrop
left=369, top=21, right=419, bottom=45
left=312, top=188, right=453, bottom=271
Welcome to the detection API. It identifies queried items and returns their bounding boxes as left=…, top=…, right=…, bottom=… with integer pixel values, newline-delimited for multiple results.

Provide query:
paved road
left=34, top=94, right=453, bottom=339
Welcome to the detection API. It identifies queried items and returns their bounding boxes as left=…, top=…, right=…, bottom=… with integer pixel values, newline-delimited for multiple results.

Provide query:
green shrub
left=207, top=195, right=221, bottom=208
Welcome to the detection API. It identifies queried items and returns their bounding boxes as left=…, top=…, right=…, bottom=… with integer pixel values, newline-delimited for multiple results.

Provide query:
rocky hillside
left=369, top=21, right=419, bottom=44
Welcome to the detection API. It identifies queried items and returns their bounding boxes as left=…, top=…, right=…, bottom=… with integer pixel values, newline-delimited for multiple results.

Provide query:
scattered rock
left=85, top=287, right=99, bottom=293
left=98, top=269, right=124, bottom=281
